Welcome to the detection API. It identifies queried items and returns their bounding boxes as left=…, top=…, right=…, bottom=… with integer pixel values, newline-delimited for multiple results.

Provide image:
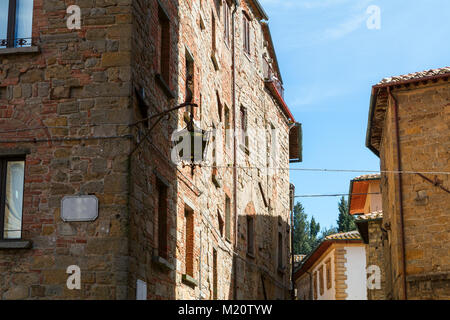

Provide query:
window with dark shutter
left=278, top=232, right=283, bottom=269
left=225, top=195, right=231, bottom=241
left=247, top=216, right=254, bottom=256
left=184, top=206, right=194, bottom=277
left=156, top=177, right=168, bottom=259
left=223, top=1, right=230, bottom=45
left=158, top=4, right=170, bottom=84
left=243, top=14, right=250, bottom=55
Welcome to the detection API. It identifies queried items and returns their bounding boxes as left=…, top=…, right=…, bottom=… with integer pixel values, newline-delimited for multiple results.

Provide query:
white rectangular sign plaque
left=61, top=195, right=99, bottom=222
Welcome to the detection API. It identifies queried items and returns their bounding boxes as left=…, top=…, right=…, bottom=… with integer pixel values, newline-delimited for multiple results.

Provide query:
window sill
left=0, top=46, right=39, bottom=56
left=0, top=240, right=32, bottom=250
left=152, top=255, right=174, bottom=272
left=182, top=274, right=198, bottom=288
left=155, top=74, right=175, bottom=99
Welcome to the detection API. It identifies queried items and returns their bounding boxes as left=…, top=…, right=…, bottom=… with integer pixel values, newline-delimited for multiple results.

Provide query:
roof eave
left=294, top=238, right=363, bottom=280
left=251, top=0, right=269, bottom=21
left=366, top=72, right=450, bottom=157
left=365, top=86, right=380, bottom=157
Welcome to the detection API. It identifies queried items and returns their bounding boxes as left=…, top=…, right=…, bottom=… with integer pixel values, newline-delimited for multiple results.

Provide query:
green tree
left=320, top=226, right=338, bottom=239
left=292, top=202, right=312, bottom=255
left=336, top=196, right=356, bottom=232
left=292, top=202, right=324, bottom=255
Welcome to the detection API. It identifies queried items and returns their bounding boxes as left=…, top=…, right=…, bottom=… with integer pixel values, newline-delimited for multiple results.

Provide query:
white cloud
left=323, top=12, right=367, bottom=40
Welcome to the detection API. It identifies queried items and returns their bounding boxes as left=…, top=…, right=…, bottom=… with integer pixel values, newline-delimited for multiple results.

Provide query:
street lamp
left=171, top=109, right=211, bottom=172
left=130, top=88, right=210, bottom=171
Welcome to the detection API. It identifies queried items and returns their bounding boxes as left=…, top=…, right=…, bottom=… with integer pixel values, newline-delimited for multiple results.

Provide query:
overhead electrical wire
left=294, top=192, right=381, bottom=198
left=200, top=165, right=450, bottom=176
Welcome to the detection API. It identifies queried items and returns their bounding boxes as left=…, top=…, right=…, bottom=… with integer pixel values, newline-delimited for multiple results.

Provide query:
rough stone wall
left=366, top=220, right=386, bottom=300
left=127, top=0, right=180, bottom=300
left=0, top=0, right=133, bottom=299
left=379, top=80, right=450, bottom=300
left=233, top=0, right=291, bottom=300
left=172, top=0, right=292, bottom=300
left=0, top=0, right=291, bottom=300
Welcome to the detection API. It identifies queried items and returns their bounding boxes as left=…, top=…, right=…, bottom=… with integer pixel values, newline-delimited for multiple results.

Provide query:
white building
left=294, top=231, right=367, bottom=300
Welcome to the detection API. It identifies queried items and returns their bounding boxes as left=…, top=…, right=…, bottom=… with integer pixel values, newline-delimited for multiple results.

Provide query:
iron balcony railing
left=0, top=37, right=36, bottom=48
left=263, top=58, right=284, bottom=99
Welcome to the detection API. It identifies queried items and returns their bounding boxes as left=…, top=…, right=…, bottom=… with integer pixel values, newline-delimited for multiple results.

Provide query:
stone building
left=349, top=174, right=386, bottom=300
left=294, top=231, right=367, bottom=300
left=0, top=0, right=300, bottom=300
left=366, top=67, right=450, bottom=299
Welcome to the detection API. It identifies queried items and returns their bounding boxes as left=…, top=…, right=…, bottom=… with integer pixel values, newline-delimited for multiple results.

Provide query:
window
left=184, top=206, right=194, bottom=277
left=240, top=106, right=248, bottom=151
left=319, top=265, right=324, bottom=295
left=224, top=105, right=230, bottom=147
left=326, top=259, right=332, bottom=290
left=0, top=0, right=33, bottom=48
left=211, top=10, right=216, bottom=52
left=242, top=14, right=250, bottom=55
left=213, top=248, right=218, bottom=300
left=225, top=195, right=231, bottom=241
left=217, top=93, right=222, bottom=122
left=158, top=4, right=170, bottom=84
left=247, top=216, right=254, bottom=256
left=223, top=1, right=230, bottom=45
left=277, top=232, right=283, bottom=269
left=0, top=158, right=25, bottom=240
left=313, top=271, right=318, bottom=300
left=218, top=210, right=224, bottom=237
left=156, top=177, right=168, bottom=259
left=185, top=48, right=194, bottom=106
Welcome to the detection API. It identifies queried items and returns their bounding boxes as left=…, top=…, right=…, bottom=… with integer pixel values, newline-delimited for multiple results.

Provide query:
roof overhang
left=289, top=123, right=302, bottom=163
left=348, top=176, right=380, bottom=215
left=249, top=0, right=269, bottom=21
left=366, top=70, right=450, bottom=157
left=355, top=214, right=383, bottom=244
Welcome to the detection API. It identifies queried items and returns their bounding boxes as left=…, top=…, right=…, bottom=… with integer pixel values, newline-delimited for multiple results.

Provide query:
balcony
left=263, top=59, right=284, bottom=99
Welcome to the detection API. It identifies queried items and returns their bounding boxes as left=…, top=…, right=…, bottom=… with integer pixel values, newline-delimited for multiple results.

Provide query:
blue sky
left=260, top=0, right=450, bottom=230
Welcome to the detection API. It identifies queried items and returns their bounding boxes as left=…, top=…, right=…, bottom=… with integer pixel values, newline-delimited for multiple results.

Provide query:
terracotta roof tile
left=324, top=230, right=361, bottom=241
left=355, top=211, right=383, bottom=222
left=352, top=173, right=381, bottom=181
left=377, top=67, right=450, bottom=85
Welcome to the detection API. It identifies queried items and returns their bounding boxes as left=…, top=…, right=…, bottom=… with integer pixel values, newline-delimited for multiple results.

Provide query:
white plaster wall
left=344, top=246, right=367, bottom=300
left=307, top=249, right=335, bottom=300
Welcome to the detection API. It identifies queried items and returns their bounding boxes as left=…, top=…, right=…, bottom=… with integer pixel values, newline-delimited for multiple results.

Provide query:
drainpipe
left=232, top=0, right=240, bottom=301
left=289, top=183, right=295, bottom=300
left=198, top=230, right=202, bottom=300
left=388, top=87, right=408, bottom=300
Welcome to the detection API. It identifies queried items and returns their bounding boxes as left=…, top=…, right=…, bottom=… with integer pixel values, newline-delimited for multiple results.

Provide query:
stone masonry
left=366, top=68, right=450, bottom=300
left=0, top=0, right=297, bottom=300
